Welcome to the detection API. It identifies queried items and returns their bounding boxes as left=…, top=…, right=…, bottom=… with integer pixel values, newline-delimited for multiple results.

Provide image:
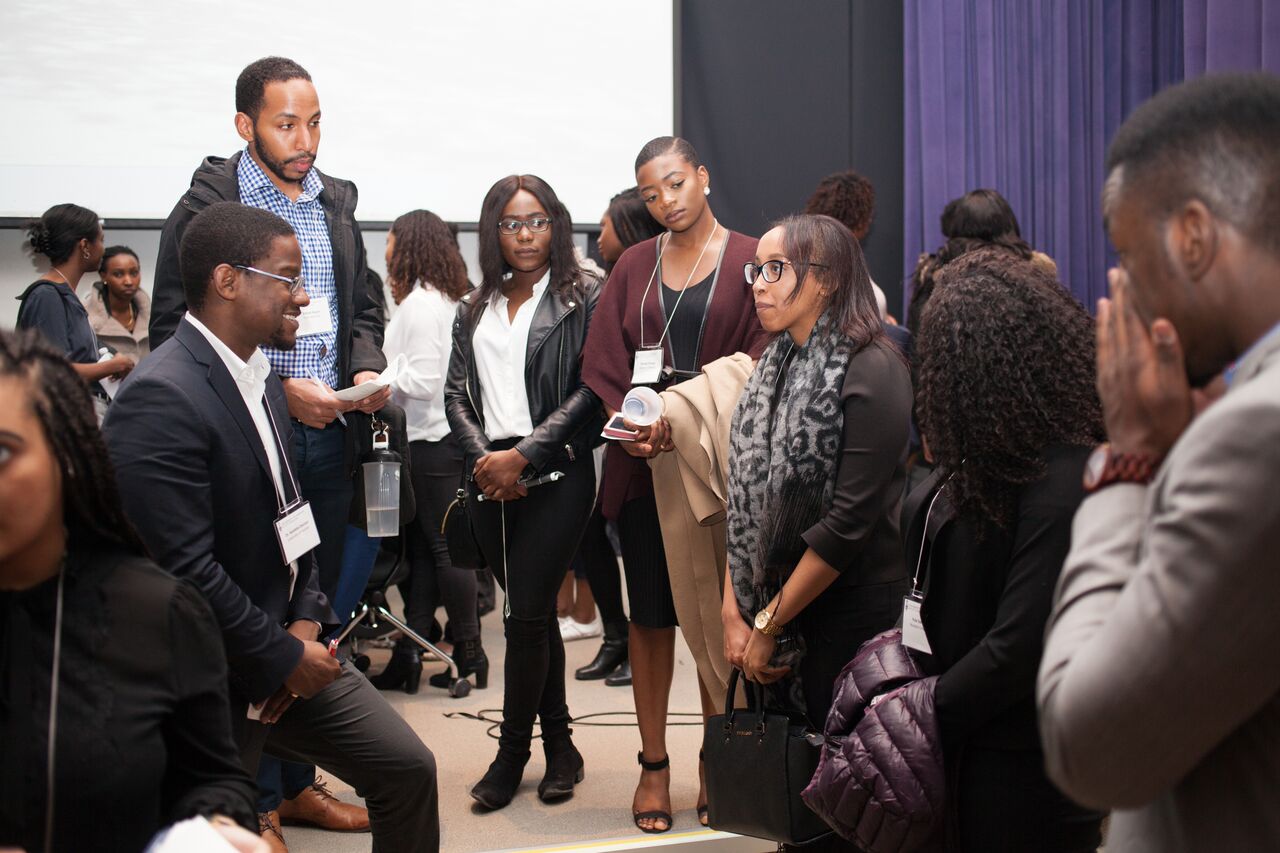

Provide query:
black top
left=661, top=271, right=713, bottom=374
left=778, top=337, right=914, bottom=588
left=15, top=280, right=98, bottom=363
left=905, top=444, right=1091, bottom=753
left=0, top=549, right=256, bottom=853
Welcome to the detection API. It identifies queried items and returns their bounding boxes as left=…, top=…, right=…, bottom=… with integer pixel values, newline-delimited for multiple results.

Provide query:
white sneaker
left=560, top=614, right=602, bottom=642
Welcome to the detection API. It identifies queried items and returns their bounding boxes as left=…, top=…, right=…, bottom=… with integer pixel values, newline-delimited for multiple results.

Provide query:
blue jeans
left=258, top=421, right=354, bottom=813
left=330, top=525, right=383, bottom=635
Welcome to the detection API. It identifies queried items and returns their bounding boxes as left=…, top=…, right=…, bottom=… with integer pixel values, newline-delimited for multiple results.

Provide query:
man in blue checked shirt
left=149, top=57, right=390, bottom=850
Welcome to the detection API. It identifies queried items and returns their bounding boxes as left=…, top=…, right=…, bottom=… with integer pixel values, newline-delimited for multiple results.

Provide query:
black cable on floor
left=443, top=709, right=706, bottom=740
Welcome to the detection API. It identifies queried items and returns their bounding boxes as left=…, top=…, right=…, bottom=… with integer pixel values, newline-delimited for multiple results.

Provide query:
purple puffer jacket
left=801, top=629, right=945, bottom=853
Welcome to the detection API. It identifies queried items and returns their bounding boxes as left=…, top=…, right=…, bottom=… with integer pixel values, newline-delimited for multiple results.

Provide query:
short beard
left=267, top=329, right=296, bottom=351
left=252, top=137, right=304, bottom=186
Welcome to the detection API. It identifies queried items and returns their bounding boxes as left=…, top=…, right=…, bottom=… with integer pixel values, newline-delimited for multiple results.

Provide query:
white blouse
left=472, top=271, right=550, bottom=441
left=384, top=285, right=459, bottom=443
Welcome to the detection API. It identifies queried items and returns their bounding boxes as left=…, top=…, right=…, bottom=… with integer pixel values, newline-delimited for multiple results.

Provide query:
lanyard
left=910, top=473, right=955, bottom=599
left=638, top=221, right=720, bottom=350
left=262, top=397, right=305, bottom=511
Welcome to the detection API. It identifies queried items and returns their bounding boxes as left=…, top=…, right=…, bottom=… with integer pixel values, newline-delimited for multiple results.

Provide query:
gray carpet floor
left=285, top=588, right=754, bottom=853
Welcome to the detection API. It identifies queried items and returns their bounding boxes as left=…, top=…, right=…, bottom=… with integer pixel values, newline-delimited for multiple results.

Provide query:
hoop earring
left=82, top=250, right=90, bottom=261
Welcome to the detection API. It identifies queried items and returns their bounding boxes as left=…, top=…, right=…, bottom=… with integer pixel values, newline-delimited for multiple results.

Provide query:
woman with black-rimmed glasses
left=723, top=214, right=910, bottom=744
left=444, top=174, right=604, bottom=811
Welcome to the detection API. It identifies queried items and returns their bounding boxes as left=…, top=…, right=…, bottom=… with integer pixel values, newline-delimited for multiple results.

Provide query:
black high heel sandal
left=632, top=752, right=673, bottom=834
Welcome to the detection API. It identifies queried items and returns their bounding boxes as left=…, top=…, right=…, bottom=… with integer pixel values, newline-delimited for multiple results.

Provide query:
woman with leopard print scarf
left=723, top=214, right=912, bottom=728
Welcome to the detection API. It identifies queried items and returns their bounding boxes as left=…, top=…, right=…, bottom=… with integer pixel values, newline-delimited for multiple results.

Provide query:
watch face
left=1084, top=444, right=1110, bottom=489
left=754, top=611, right=770, bottom=631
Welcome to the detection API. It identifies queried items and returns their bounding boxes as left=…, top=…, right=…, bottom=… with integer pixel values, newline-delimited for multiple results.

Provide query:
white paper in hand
left=334, top=353, right=407, bottom=402
left=145, top=816, right=239, bottom=852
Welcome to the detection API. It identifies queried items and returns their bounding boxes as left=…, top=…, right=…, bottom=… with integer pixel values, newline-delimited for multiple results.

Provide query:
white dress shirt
left=473, top=272, right=549, bottom=441
left=383, top=285, right=458, bottom=443
left=183, top=313, right=302, bottom=600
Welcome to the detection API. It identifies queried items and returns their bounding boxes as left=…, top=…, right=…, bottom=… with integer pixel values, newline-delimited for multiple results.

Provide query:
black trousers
left=797, top=577, right=906, bottom=728
left=233, top=662, right=439, bottom=853
left=403, top=438, right=478, bottom=642
left=468, top=445, right=595, bottom=757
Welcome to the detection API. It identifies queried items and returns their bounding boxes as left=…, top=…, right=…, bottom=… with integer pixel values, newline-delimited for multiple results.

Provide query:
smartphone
left=601, top=412, right=640, bottom=441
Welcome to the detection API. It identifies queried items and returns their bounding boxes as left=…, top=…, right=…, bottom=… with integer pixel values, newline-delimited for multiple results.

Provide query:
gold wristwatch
left=754, top=609, right=783, bottom=637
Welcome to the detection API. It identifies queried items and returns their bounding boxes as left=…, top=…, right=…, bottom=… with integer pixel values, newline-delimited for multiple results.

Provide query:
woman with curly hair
left=905, top=248, right=1105, bottom=851
left=373, top=209, right=483, bottom=694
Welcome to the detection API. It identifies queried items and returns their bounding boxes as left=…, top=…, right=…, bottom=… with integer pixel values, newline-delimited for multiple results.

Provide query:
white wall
left=0, top=0, right=673, bottom=223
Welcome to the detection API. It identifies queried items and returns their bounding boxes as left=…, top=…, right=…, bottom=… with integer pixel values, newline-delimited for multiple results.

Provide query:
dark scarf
left=727, top=310, right=854, bottom=712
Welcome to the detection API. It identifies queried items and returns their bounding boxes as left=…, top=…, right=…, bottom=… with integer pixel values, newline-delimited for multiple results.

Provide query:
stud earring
left=703, top=186, right=711, bottom=196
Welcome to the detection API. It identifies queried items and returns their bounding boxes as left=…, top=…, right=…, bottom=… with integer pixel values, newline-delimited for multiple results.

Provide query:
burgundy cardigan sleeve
left=581, top=238, right=657, bottom=413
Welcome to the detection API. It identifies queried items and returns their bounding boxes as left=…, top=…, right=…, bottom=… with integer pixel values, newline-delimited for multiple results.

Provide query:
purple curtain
left=1184, top=0, right=1280, bottom=76
left=903, top=0, right=1181, bottom=312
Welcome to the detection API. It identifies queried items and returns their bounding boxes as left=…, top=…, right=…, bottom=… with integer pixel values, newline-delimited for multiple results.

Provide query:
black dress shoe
left=604, top=659, right=632, bottom=687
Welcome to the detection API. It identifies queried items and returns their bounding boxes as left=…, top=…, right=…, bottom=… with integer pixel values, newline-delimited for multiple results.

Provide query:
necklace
left=639, top=219, right=720, bottom=348
left=49, top=268, right=72, bottom=287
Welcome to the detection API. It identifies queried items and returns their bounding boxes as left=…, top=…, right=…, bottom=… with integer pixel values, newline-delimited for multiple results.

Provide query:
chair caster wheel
left=449, top=678, right=472, bottom=698
left=352, top=654, right=371, bottom=673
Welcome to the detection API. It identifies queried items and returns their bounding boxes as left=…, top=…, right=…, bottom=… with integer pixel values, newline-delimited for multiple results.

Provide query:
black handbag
left=703, top=668, right=834, bottom=846
left=439, top=479, right=482, bottom=569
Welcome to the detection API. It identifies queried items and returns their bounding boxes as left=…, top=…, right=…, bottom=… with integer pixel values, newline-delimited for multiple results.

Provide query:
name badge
left=275, top=499, right=321, bottom=565
left=631, top=346, right=665, bottom=385
left=296, top=295, right=333, bottom=337
left=901, top=595, right=932, bottom=655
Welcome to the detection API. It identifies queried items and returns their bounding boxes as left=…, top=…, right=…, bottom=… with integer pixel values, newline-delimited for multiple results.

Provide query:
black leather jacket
left=445, top=274, right=605, bottom=474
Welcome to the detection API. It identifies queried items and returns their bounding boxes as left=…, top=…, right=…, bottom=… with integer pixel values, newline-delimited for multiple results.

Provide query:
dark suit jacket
left=104, top=320, right=336, bottom=704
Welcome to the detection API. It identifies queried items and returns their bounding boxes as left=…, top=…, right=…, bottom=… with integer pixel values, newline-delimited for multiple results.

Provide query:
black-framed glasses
left=235, top=264, right=306, bottom=295
left=497, top=217, right=552, bottom=235
left=743, top=259, right=827, bottom=285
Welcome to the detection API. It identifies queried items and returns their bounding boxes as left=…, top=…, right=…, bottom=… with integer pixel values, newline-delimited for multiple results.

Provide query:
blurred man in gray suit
left=1037, top=73, right=1280, bottom=852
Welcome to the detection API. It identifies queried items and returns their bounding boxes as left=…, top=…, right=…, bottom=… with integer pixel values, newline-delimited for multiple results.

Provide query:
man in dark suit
left=105, top=202, right=438, bottom=853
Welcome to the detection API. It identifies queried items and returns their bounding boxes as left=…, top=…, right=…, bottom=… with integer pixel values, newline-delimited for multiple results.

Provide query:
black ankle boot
left=575, top=621, right=628, bottom=680
left=369, top=638, right=423, bottom=693
left=605, top=659, right=632, bottom=687
left=470, top=751, right=529, bottom=811
left=538, top=730, right=585, bottom=802
left=428, top=637, right=490, bottom=690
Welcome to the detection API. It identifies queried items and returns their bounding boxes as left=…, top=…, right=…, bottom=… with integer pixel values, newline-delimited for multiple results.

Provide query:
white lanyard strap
left=639, top=221, right=720, bottom=350
left=911, top=481, right=949, bottom=598
left=262, top=397, right=304, bottom=511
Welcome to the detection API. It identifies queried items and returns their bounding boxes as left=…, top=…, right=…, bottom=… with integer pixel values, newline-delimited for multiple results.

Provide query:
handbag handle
left=722, top=668, right=769, bottom=741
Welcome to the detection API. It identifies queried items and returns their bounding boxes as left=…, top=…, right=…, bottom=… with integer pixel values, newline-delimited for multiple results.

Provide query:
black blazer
left=103, top=320, right=335, bottom=704
left=903, top=445, right=1090, bottom=753
left=445, top=274, right=605, bottom=473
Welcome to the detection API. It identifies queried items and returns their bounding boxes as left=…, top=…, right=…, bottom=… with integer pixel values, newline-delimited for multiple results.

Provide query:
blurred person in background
left=84, top=246, right=151, bottom=362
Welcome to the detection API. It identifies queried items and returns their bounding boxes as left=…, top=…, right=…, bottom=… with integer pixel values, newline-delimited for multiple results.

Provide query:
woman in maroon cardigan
left=581, top=136, right=770, bottom=833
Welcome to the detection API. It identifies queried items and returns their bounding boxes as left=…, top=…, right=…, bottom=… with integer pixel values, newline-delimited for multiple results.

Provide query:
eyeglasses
left=743, top=260, right=827, bottom=285
left=497, top=217, right=552, bottom=235
left=235, top=264, right=306, bottom=296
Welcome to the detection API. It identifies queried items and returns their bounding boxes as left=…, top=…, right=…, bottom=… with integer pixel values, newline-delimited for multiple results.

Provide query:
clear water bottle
left=362, top=426, right=401, bottom=537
